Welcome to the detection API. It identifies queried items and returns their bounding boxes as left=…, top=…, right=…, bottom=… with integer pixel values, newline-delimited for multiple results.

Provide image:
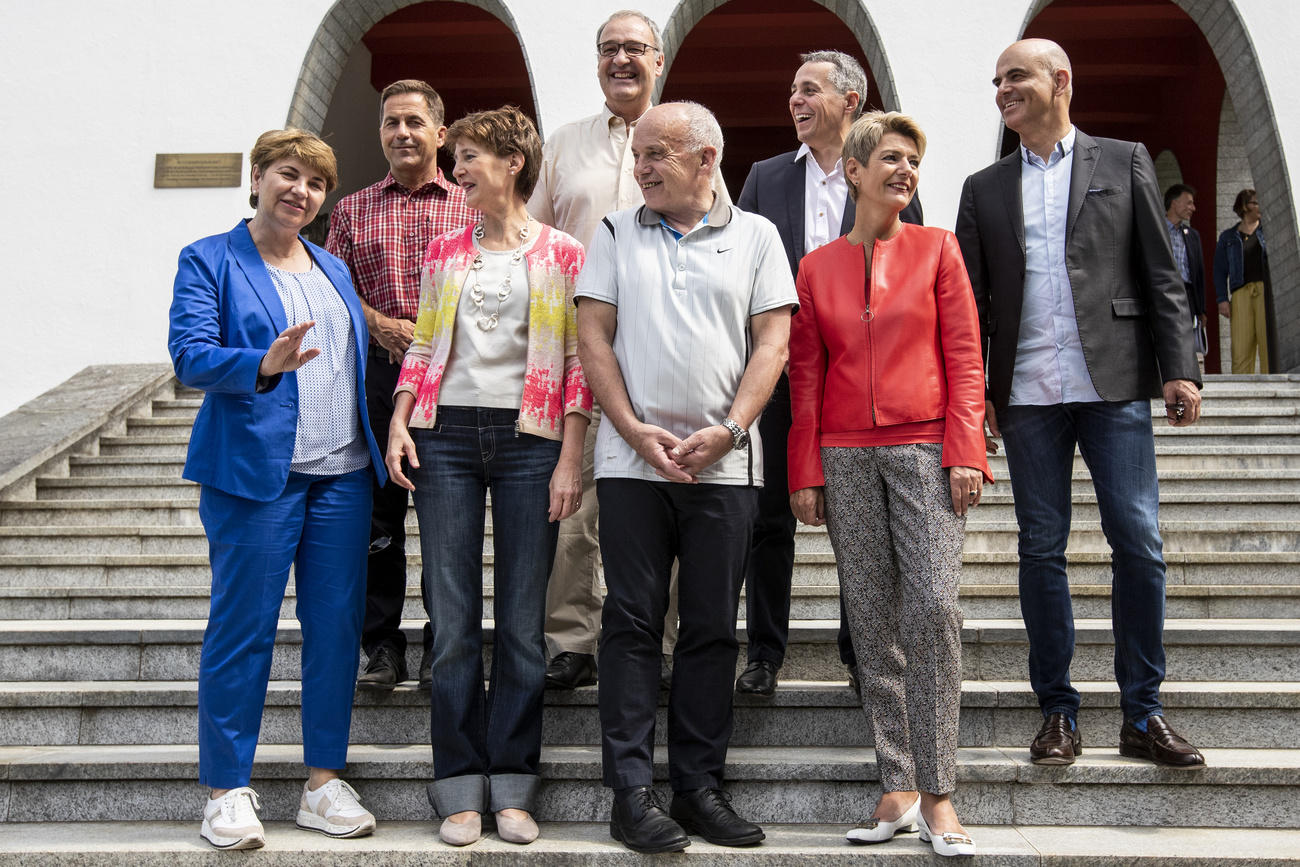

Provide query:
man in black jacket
left=735, top=50, right=921, bottom=698
left=1164, top=183, right=1208, bottom=355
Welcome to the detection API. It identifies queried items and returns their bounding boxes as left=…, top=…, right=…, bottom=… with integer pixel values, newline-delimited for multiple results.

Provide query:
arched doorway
left=657, top=0, right=899, bottom=198
left=1012, top=0, right=1296, bottom=373
left=287, top=0, right=537, bottom=238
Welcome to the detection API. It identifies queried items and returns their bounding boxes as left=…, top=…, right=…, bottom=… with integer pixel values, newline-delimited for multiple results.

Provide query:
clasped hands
left=629, top=421, right=733, bottom=483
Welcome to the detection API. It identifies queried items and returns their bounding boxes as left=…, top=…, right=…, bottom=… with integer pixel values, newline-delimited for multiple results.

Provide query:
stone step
left=29, top=469, right=1300, bottom=501
left=96, top=435, right=190, bottom=456
left=1, top=679, right=1292, bottom=751
left=0, top=618, right=1293, bottom=683
left=4, top=581, right=1293, bottom=622
left=3, top=822, right=1299, bottom=864
left=0, top=743, right=1296, bottom=827
left=148, top=399, right=202, bottom=419
left=3, top=581, right=1296, bottom=622
left=65, top=445, right=1300, bottom=477
left=1, top=549, right=1294, bottom=589
left=6, top=517, right=1297, bottom=557
left=9, top=488, right=1300, bottom=526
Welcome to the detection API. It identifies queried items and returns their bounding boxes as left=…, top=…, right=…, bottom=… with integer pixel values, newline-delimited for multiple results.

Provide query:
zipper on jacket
left=863, top=243, right=877, bottom=425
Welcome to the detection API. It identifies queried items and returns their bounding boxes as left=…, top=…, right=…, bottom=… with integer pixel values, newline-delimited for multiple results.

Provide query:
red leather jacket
left=788, top=225, right=992, bottom=491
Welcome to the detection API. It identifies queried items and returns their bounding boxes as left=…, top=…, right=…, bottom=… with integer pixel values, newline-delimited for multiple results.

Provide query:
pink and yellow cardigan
left=395, top=224, right=592, bottom=440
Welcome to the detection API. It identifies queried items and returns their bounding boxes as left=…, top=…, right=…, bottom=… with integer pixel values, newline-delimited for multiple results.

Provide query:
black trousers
left=744, top=374, right=856, bottom=667
left=362, top=348, right=431, bottom=657
left=597, top=478, right=758, bottom=791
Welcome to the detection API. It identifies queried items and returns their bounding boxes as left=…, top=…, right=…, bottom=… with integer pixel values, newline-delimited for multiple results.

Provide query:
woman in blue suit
left=168, top=129, right=386, bottom=850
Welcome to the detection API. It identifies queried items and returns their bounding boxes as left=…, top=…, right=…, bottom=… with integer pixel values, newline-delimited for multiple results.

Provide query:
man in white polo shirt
left=576, top=101, right=797, bottom=854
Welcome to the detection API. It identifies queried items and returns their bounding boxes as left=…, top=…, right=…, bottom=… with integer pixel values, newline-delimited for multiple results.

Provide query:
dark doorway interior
left=660, top=0, right=881, bottom=199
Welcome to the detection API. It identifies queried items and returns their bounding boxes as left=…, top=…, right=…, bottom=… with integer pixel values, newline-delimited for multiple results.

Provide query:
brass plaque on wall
left=154, top=153, right=242, bottom=188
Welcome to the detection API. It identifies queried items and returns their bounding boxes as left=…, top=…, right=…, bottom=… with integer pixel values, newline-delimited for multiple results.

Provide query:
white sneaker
left=200, top=786, right=265, bottom=850
left=296, top=778, right=376, bottom=838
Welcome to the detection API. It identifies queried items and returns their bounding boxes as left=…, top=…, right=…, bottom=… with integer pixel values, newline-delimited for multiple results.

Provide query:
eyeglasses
left=597, top=40, right=658, bottom=57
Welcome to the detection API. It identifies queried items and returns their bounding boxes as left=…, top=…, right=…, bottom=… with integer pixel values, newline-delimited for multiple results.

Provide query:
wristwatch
left=721, top=417, right=749, bottom=451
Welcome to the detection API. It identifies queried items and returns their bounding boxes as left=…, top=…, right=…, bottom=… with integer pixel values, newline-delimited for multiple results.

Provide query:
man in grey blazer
left=955, top=38, right=1205, bottom=768
left=735, top=50, right=921, bottom=698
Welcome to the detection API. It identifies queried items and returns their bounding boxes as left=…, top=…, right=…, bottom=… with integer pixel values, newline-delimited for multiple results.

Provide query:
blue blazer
left=168, top=220, right=386, bottom=502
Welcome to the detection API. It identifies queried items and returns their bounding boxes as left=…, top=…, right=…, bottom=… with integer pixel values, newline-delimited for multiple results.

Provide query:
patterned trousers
left=822, top=443, right=965, bottom=795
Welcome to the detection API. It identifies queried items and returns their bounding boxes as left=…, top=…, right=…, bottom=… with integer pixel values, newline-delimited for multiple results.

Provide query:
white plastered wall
left=0, top=0, right=1297, bottom=414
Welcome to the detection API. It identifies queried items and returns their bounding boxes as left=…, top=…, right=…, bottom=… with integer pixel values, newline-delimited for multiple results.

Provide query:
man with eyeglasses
left=529, top=9, right=729, bottom=692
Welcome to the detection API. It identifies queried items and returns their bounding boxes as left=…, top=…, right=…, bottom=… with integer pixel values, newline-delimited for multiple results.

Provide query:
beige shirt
left=529, top=105, right=732, bottom=249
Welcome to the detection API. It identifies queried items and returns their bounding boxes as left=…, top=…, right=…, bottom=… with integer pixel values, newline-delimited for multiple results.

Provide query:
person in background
left=169, top=128, right=385, bottom=850
left=1164, top=183, right=1207, bottom=358
left=1214, top=187, right=1270, bottom=373
left=386, top=106, right=590, bottom=848
left=327, top=79, right=475, bottom=691
left=735, top=48, right=922, bottom=698
left=788, top=111, right=987, bottom=857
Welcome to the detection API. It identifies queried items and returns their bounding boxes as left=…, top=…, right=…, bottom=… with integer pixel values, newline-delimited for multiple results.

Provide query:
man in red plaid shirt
left=326, top=79, right=475, bottom=690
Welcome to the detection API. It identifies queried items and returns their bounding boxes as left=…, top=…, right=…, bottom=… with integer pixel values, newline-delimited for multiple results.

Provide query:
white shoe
left=917, top=810, right=976, bottom=857
left=200, top=786, right=265, bottom=850
left=296, top=778, right=377, bottom=838
left=845, top=795, right=920, bottom=843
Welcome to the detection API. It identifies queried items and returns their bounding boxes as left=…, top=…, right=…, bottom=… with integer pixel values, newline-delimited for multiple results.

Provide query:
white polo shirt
left=575, top=197, right=797, bottom=486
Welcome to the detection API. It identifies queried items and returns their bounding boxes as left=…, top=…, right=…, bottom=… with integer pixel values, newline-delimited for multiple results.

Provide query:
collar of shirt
left=378, top=168, right=456, bottom=196
left=602, top=103, right=647, bottom=139
left=795, top=142, right=843, bottom=180
left=639, top=193, right=732, bottom=240
left=1166, top=217, right=1184, bottom=232
left=1020, top=125, right=1077, bottom=169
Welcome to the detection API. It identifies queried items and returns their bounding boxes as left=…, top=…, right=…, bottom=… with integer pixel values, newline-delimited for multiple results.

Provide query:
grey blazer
left=955, top=129, right=1200, bottom=414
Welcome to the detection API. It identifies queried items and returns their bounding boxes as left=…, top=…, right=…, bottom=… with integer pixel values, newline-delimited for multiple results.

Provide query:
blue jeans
left=408, top=406, right=560, bottom=816
left=999, top=400, right=1167, bottom=723
left=197, top=468, right=371, bottom=788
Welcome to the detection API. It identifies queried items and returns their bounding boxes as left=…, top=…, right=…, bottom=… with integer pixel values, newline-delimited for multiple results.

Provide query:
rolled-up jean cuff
left=427, top=774, right=488, bottom=818
left=489, top=773, right=541, bottom=812
left=670, top=772, right=721, bottom=793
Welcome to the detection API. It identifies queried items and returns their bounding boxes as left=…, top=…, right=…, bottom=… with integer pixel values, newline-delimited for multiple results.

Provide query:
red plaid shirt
left=325, top=170, right=475, bottom=327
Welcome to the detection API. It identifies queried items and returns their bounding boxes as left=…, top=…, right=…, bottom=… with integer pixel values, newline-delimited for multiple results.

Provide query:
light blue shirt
left=1010, top=126, right=1103, bottom=406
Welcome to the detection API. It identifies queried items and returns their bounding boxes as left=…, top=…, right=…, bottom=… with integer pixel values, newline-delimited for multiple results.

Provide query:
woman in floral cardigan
left=386, top=106, right=591, bottom=847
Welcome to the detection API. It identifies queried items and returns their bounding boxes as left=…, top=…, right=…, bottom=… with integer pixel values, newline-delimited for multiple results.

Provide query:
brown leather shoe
left=1119, top=715, right=1205, bottom=767
left=1030, top=712, right=1082, bottom=765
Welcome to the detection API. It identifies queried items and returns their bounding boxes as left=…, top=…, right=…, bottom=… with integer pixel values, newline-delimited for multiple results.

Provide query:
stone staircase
left=0, top=369, right=1299, bottom=862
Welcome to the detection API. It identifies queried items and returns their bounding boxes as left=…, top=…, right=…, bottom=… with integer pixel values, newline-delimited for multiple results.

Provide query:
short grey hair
left=670, top=101, right=724, bottom=165
left=596, top=9, right=661, bottom=49
left=800, top=50, right=868, bottom=119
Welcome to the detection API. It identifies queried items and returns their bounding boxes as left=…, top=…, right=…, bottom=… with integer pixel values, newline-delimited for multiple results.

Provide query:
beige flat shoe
left=439, top=812, right=481, bottom=846
left=495, top=810, right=539, bottom=844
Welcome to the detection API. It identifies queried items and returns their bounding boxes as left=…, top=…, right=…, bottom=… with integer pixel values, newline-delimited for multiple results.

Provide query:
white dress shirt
left=1010, top=126, right=1103, bottom=406
left=796, top=143, right=847, bottom=256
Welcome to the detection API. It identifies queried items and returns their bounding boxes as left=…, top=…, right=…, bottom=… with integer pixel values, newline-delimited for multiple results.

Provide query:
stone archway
left=286, top=0, right=535, bottom=134
left=658, top=0, right=900, bottom=111
left=1019, top=0, right=1298, bottom=372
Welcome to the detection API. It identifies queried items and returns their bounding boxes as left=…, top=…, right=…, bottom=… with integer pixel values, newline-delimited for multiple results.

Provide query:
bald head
left=632, top=102, right=721, bottom=228
left=993, top=38, right=1073, bottom=156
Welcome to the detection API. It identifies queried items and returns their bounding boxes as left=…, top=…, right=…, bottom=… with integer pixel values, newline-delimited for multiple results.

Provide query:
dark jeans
left=362, top=348, right=430, bottom=657
left=745, top=374, right=855, bottom=667
left=1000, top=400, right=1167, bottom=722
left=597, top=478, right=758, bottom=791
left=408, top=407, right=559, bottom=815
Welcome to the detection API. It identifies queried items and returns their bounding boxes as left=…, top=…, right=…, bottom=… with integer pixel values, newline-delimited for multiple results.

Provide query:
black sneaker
left=609, top=786, right=689, bottom=854
left=356, top=645, right=407, bottom=691
left=669, top=787, right=764, bottom=846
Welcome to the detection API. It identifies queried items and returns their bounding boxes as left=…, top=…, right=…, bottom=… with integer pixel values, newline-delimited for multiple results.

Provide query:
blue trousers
left=408, top=407, right=560, bottom=816
left=999, top=400, right=1167, bottom=722
left=197, top=468, right=371, bottom=788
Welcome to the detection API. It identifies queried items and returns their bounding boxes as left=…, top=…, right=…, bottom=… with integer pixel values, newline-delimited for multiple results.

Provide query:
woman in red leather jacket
left=787, top=112, right=991, bottom=858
